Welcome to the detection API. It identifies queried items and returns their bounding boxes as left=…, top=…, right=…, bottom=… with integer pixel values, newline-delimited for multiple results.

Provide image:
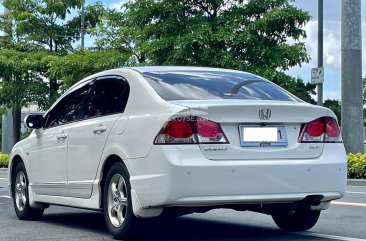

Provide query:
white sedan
left=9, top=66, right=347, bottom=239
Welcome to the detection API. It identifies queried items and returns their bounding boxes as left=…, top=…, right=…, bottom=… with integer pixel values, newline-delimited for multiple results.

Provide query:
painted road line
left=0, top=178, right=7, bottom=180
left=346, top=191, right=366, bottom=195
left=332, top=201, right=366, bottom=207
left=294, top=231, right=366, bottom=241
left=0, top=195, right=11, bottom=199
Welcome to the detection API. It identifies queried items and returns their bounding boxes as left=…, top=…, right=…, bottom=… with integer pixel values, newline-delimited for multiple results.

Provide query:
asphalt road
left=1, top=168, right=366, bottom=241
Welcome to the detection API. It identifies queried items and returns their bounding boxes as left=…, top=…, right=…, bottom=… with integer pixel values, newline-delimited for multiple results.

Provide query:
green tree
left=0, top=50, right=50, bottom=143
left=94, top=9, right=145, bottom=64
left=96, top=0, right=312, bottom=99
left=0, top=0, right=109, bottom=146
left=292, top=77, right=316, bottom=104
left=0, top=0, right=106, bottom=102
left=46, top=50, right=131, bottom=88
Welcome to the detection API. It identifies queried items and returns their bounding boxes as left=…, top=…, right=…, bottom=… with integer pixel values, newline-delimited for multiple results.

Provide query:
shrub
left=347, top=153, right=366, bottom=179
left=0, top=153, right=9, bottom=168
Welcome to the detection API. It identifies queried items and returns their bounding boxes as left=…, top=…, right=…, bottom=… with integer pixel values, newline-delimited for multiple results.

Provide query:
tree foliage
left=94, top=0, right=313, bottom=100
left=0, top=50, right=50, bottom=109
left=0, top=0, right=105, bottom=51
left=1, top=0, right=78, bottom=51
left=46, top=50, right=131, bottom=88
left=0, top=0, right=317, bottom=147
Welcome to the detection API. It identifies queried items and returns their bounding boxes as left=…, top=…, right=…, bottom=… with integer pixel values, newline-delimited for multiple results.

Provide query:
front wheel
left=103, top=162, right=142, bottom=239
left=272, top=209, right=321, bottom=231
left=12, top=162, right=44, bottom=220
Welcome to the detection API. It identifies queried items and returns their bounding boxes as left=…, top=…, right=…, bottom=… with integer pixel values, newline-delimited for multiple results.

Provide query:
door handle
left=93, top=126, right=107, bottom=134
left=56, top=133, right=68, bottom=140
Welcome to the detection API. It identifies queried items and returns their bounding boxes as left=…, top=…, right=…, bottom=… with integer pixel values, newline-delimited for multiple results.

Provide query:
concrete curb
left=348, top=179, right=366, bottom=186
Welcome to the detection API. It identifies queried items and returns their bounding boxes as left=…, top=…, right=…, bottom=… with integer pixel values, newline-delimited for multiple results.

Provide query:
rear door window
left=82, top=77, right=129, bottom=119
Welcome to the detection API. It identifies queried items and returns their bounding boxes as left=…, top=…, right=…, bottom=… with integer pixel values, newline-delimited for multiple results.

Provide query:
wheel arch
left=99, top=154, right=128, bottom=209
left=9, top=155, right=24, bottom=190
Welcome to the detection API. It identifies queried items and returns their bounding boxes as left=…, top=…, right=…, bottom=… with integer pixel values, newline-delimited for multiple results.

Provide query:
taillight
left=165, top=120, right=193, bottom=138
left=196, top=119, right=228, bottom=144
left=154, top=116, right=229, bottom=145
left=326, top=117, right=341, bottom=138
left=298, top=116, right=342, bottom=143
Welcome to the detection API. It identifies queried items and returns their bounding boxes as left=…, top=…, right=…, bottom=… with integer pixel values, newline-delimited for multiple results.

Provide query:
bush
left=348, top=153, right=366, bottom=179
left=0, top=153, right=9, bottom=168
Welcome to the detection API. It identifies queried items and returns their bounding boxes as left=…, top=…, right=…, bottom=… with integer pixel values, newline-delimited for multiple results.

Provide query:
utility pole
left=317, top=0, right=323, bottom=106
left=80, top=0, right=85, bottom=50
left=1, top=7, right=14, bottom=153
left=2, top=109, right=14, bottom=153
left=341, top=0, right=363, bottom=153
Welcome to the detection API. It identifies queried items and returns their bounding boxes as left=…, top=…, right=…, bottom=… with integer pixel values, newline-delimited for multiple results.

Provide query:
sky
left=288, top=0, right=366, bottom=100
left=1, top=0, right=365, bottom=101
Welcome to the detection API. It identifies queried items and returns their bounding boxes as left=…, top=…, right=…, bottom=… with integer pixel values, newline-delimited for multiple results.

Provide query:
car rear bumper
left=127, top=144, right=347, bottom=209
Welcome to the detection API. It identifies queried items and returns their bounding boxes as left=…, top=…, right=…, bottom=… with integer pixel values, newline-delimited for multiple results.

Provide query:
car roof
left=126, top=66, right=246, bottom=74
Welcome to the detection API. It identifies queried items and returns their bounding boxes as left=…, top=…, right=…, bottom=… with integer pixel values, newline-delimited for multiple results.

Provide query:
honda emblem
left=259, top=109, right=271, bottom=120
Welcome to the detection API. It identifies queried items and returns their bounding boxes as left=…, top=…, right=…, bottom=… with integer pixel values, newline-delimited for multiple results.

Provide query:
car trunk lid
left=170, top=100, right=329, bottom=160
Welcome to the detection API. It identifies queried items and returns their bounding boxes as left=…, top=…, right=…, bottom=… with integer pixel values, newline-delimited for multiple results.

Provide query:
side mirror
left=24, top=114, right=44, bottom=129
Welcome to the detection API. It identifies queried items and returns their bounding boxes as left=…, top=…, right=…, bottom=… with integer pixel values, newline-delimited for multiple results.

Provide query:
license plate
left=239, top=126, right=287, bottom=147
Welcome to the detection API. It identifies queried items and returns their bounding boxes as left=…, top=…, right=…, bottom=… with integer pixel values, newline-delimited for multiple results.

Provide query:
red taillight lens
left=196, top=119, right=219, bottom=138
left=298, top=116, right=342, bottom=143
left=326, top=117, right=341, bottom=137
left=165, top=120, right=193, bottom=138
left=305, top=119, right=325, bottom=137
left=195, top=118, right=228, bottom=144
left=154, top=116, right=229, bottom=145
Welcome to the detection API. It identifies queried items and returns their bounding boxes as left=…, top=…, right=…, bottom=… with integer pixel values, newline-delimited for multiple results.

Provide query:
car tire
left=272, top=209, right=321, bottom=231
left=12, top=162, right=44, bottom=220
left=103, top=162, right=142, bottom=240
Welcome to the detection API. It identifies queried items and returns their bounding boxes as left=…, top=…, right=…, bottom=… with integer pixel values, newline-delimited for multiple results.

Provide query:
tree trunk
left=12, top=107, right=21, bottom=145
left=49, top=78, right=59, bottom=107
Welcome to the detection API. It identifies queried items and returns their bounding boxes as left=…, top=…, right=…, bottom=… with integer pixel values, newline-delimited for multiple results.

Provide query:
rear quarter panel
left=95, top=69, right=189, bottom=177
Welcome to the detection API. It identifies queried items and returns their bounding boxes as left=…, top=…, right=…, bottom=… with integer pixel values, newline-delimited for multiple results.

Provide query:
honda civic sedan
left=9, top=66, right=347, bottom=239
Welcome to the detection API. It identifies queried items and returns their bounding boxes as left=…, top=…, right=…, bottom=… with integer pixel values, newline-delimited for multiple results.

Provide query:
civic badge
left=259, top=109, right=271, bottom=120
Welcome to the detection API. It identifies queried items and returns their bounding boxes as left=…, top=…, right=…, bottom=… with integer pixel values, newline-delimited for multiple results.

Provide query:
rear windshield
left=143, top=71, right=296, bottom=101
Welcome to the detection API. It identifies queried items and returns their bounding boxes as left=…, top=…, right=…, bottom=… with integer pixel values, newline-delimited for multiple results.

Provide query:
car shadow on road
left=41, top=210, right=107, bottom=234
left=40, top=210, right=311, bottom=241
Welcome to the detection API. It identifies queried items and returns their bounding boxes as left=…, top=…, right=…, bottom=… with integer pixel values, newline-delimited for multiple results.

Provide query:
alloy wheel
left=107, top=174, right=128, bottom=228
left=15, top=171, right=27, bottom=212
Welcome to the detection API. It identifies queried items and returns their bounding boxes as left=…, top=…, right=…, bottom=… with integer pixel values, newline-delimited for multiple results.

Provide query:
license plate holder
left=239, top=125, right=288, bottom=147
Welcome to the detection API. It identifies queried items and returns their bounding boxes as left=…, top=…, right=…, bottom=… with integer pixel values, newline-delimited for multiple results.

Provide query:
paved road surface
left=1, top=168, right=366, bottom=241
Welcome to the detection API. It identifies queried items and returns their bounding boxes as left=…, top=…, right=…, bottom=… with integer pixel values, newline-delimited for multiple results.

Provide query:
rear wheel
left=272, top=209, right=321, bottom=231
left=12, top=162, right=44, bottom=220
left=103, top=162, right=142, bottom=239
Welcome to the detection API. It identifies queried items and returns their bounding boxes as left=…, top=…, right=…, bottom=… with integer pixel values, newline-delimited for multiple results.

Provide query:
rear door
left=66, top=76, right=130, bottom=198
